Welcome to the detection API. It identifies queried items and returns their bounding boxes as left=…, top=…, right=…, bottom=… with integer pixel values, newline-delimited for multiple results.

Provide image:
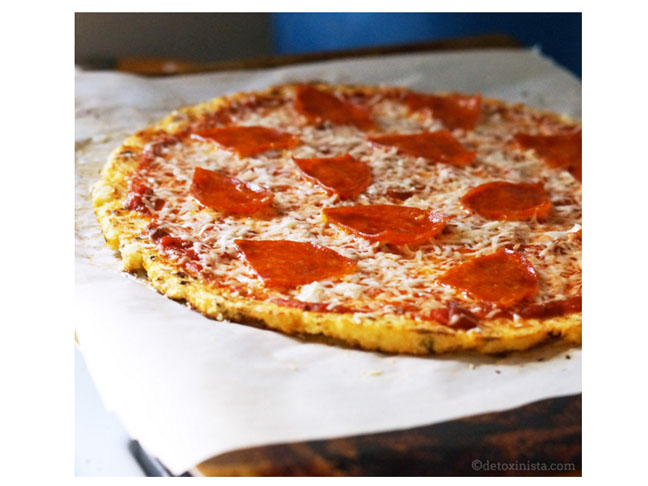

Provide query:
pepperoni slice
left=385, top=188, right=415, bottom=202
left=514, top=129, right=582, bottom=181
left=438, top=249, right=539, bottom=307
left=295, top=84, right=376, bottom=130
left=323, top=204, right=450, bottom=245
left=293, top=154, right=372, bottom=200
left=235, top=239, right=357, bottom=288
left=190, top=125, right=298, bottom=157
left=404, top=92, right=482, bottom=130
left=369, top=130, right=476, bottom=166
left=190, top=167, right=273, bottom=215
left=461, top=181, right=551, bottom=221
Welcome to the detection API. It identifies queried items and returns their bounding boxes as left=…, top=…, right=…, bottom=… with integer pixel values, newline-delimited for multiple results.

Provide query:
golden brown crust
left=92, top=82, right=581, bottom=355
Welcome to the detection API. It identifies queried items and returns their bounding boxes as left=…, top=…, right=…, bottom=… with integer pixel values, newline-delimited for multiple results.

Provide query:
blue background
left=271, top=13, right=582, bottom=78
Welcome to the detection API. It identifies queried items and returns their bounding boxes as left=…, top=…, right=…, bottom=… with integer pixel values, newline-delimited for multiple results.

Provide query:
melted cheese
left=134, top=88, right=582, bottom=318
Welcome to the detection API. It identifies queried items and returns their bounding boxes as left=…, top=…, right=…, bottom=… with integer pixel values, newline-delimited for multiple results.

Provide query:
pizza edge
left=91, top=82, right=582, bottom=355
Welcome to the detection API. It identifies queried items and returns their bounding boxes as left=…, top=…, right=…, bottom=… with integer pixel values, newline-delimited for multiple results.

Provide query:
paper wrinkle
left=75, top=49, right=582, bottom=475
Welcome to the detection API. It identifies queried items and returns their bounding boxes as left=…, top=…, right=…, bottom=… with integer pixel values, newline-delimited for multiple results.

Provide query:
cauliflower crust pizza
left=92, top=82, right=582, bottom=355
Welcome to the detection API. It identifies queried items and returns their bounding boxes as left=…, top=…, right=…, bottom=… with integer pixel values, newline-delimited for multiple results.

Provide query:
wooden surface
left=195, top=394, right=581, bottom=477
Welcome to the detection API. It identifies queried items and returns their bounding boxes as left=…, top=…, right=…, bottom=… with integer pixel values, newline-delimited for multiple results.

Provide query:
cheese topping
left=129, top=86, right=582, bottom=319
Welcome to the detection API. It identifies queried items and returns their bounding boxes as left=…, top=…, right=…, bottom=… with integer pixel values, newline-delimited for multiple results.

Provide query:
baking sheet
left=75, top=48, right=582, bottom=475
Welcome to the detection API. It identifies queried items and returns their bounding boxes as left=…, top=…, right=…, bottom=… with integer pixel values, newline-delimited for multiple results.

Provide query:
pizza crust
left=92, top=83, right=582, bottom=355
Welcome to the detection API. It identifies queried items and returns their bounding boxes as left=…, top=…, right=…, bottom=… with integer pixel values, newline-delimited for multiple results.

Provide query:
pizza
left=92, top=82, right=582, bottom=354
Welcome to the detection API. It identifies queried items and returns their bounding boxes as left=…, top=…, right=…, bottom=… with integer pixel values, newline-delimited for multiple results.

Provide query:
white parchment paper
left=75, top=49, right=582, bottom=475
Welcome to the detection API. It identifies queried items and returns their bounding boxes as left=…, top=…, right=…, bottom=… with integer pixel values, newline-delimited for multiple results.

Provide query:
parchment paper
left=75, top=49, right=582, bottom=475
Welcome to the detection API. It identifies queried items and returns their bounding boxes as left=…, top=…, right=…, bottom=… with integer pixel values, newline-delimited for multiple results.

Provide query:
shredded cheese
left=132, top=88, right=582, bottom=318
